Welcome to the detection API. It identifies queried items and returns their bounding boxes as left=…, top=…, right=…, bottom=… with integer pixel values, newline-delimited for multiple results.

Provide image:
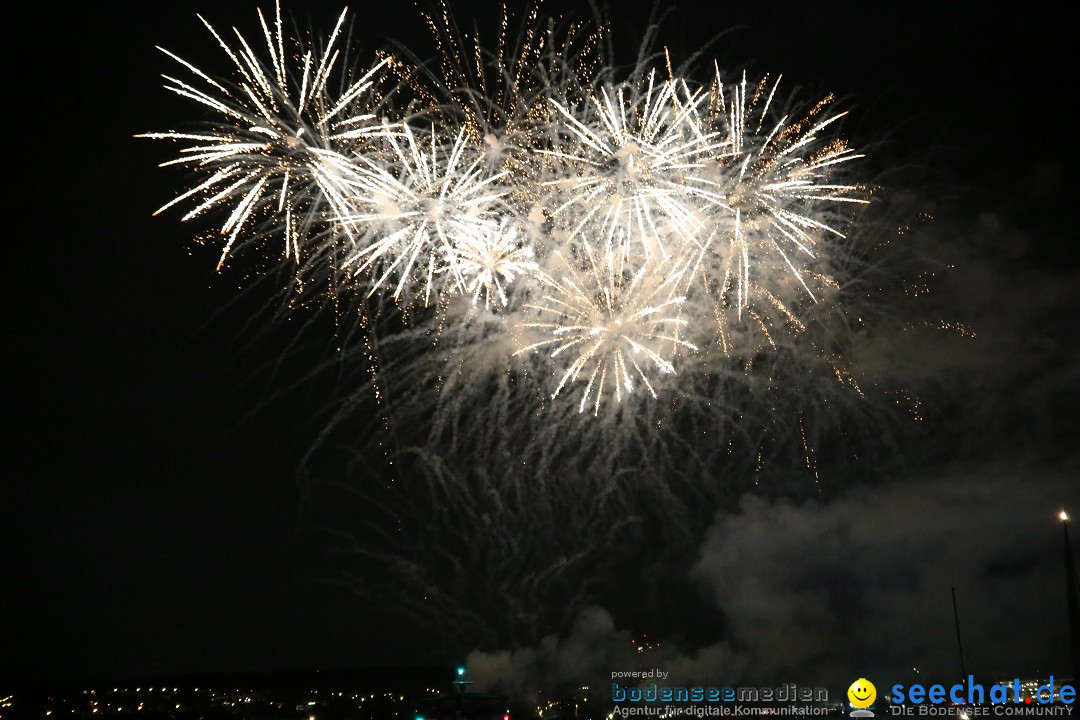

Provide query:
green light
left=456, top=666, right=466, bottom=676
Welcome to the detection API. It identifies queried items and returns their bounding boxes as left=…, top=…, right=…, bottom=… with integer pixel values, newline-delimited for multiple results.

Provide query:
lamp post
left=1062, top=509, right=1080, bottom=684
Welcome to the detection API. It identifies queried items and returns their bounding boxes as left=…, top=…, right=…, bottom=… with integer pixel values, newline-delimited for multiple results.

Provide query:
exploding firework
left=538, top=73, right=729, bottom=259
left=340, top=124, right=510, bottom=304
left=517, top=242, right=696, bottom=413
left=144, top=1, right=929, bottom=650
left=140, top=3, right=396, bottom=302
left=144, top=2, right=868, bottom=411
left=453, top=219, right=538, bottom=308
left=679, top=71, right=868, bottom=351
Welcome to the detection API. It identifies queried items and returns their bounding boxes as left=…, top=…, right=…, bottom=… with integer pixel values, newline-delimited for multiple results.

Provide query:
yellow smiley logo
left=847, top=678, right=876, bottom=708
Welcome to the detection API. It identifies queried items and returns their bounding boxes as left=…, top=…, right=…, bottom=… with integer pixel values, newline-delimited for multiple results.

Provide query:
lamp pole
left=1062, top=510, right=1080, bottom=684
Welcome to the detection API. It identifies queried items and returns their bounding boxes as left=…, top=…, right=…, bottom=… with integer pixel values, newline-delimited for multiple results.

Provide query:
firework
left=453, top=219, right=539, bottom=308
left=140, top=1, right=392, bottom=287
left=517, top=242, right=696, bottom=413
left=539, top=72, right=729, bottom=260
left=144, top=2, right=870, bottom=411
left=340, top=124, right=510, bottom=304
left=138, top=2, right=950, bottom=657
left=681, top=71, right=867, bottom=349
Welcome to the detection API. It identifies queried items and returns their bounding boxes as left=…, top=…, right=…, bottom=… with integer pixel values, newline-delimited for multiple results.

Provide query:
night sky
left=5, top=0, right=1078, bottom=688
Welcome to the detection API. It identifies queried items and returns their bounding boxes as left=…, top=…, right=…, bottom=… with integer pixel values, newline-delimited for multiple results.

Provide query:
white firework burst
left=540, top=71, right=729, bottom=259
left=452, top=220, right=539, bottom=308
left=144, top=4, right=876, bottom=417
left=139, top=3, right=390, bottom=270
left=341, top=124, right=509, bottom=304
left=688, top=71, right=867, bottom=328
left=517, top=241, right=698, bottom=414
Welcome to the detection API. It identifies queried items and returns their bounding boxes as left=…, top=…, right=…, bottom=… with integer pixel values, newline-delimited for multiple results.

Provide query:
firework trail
left=144, top=1, right=927, bottom=648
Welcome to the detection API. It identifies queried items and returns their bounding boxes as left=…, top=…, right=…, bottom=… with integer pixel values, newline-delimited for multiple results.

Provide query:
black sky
left=5, top=0, right=1078, bottom=685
